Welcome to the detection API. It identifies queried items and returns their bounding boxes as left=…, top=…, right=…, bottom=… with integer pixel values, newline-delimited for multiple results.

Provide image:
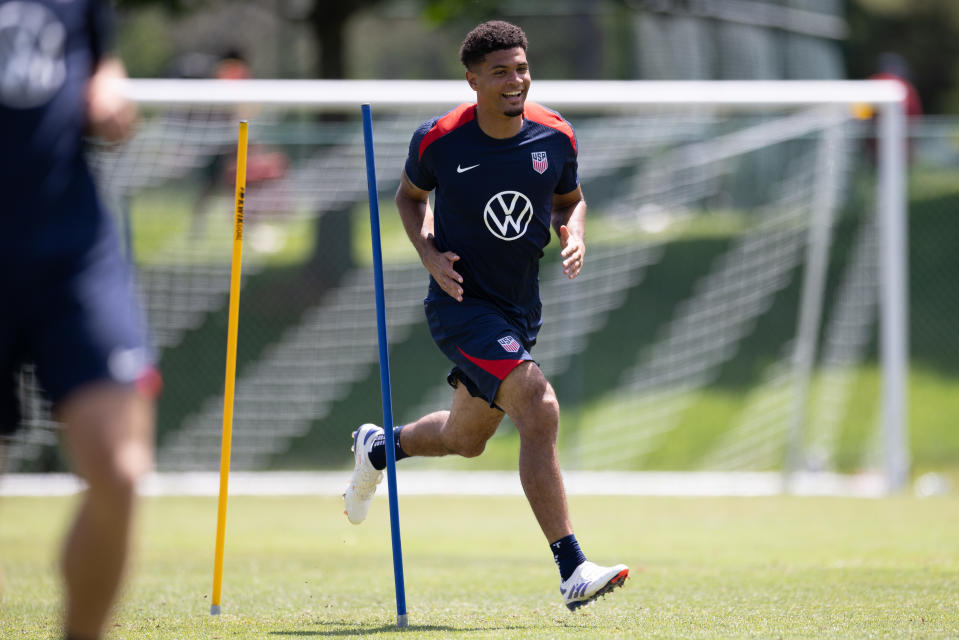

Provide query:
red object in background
left=223, top=150, right=288, bottom=185
left=870, top=71, right=923, bottom=118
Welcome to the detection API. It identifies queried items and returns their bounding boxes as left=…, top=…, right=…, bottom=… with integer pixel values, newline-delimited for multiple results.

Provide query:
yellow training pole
left=211, top=120, right=248, bottom=616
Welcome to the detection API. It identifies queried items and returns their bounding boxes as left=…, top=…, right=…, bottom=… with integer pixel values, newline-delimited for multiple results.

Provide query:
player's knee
left=536, top=387, right=560, bottom=436
left=541, top=387, right=560, bottom=426
left=455, top=438, right=488, bottom=458
left=522, top=374, right=559, bottom=420
left=62, top=388, right=155, bottom=501
left=443, top=427, right=491, bottom=458
left=514, top=383, right=560, bottom=443
left=83, top=441, right=152, bottom=504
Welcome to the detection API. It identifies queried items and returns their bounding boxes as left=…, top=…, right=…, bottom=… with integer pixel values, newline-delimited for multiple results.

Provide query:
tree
left=308, top=0, right=386, bottom=78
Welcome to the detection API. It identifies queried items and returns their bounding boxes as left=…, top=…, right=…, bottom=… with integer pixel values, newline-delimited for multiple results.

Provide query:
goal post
left=6, top=79, right=909, bottom=495
left=876, top=95, right=909, bottom=493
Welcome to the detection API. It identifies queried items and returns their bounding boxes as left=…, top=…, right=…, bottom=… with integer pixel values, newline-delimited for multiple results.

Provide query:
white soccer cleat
left=560, top=561, right=629, bottom=611
left=343, top=423, right=384, bottom=524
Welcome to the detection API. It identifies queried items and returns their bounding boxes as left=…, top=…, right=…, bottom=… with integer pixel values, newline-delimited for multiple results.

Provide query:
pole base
left=397, top=613, right=408, bottom=628
left=211, top=604, right=221, bottom=615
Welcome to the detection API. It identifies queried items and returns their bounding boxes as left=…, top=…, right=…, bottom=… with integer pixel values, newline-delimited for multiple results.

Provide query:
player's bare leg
left=399, top=385, right=502, bottom=458
left=497, top=362, right=628, bottom=609
left=494, top=362, right=572, bottom=542
left=58, top=384, right=154, bottom=640
left=399, top=362, right=571, bottom=541
left=398, top=365, right=570, bottom=541
left=345, top=385, right=500, bottom=524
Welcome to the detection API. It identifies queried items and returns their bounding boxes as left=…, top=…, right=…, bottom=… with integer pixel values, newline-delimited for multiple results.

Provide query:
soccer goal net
left=3, top=79, right=908, bottom=494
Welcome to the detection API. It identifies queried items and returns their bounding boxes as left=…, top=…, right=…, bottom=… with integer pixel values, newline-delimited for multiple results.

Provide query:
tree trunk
left=309, top=0, right=381, bottom=79
left=314, top=12, right=347, bottom=78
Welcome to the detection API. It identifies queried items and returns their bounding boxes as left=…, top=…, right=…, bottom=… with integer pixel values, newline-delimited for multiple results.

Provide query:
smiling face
left=467, top=47, right=531, bottom=120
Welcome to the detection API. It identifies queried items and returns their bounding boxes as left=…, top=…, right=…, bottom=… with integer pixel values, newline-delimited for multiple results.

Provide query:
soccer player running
left=0, top=1, right=158, bottom=639
left=345, top=20, right=628, bottom=611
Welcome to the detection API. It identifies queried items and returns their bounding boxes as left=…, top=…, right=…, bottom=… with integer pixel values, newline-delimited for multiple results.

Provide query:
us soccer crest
left=531, top=151, right=548, bottom=174
left=498, top=336, right=521, bottom=353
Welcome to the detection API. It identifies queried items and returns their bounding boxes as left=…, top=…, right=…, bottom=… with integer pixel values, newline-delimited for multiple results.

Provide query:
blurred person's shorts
left=1, top=224, right=155, bottom=435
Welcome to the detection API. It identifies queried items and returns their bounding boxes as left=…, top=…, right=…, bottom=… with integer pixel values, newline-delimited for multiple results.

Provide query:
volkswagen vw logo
left=484, top=190, right=533, bottom=241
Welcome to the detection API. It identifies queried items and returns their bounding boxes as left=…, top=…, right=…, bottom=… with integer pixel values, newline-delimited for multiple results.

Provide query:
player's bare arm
left=86, top=56, right=137, bottom=143
left=552, top=185, right=587, bottom=279
left=395, top=171, right=464, bottom=301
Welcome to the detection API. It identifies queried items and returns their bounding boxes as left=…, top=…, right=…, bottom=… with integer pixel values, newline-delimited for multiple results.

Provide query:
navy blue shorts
left=425, top=294, right=538, bottom=408
left=1, top=220, right=154, bottom=436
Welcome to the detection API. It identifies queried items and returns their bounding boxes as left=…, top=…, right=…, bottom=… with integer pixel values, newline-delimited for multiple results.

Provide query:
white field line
left=0, top=470, right=888, bottom=498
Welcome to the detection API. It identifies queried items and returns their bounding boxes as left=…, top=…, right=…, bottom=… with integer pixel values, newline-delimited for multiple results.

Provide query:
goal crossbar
left=122, top=79, right=906, bottom=111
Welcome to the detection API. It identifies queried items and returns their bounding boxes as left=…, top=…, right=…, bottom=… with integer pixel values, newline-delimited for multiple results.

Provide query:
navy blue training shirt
left=0, top=0, right=115, bottom=258
left=404, top=102, right=579, bottom=329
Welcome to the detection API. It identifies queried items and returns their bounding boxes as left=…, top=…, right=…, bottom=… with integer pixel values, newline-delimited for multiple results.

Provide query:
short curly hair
left=459, top=20, right=528, bottom=69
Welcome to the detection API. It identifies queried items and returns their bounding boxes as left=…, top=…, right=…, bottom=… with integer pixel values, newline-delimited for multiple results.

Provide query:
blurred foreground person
left=0, top=1, right=159, bottom=638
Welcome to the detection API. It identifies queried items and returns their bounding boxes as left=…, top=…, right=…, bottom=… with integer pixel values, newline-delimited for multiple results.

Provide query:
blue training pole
left=361, top=103, right=408, bottom=628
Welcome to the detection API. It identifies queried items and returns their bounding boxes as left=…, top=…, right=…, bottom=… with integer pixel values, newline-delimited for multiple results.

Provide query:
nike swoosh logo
left=457, top=163, right=480, bottom=173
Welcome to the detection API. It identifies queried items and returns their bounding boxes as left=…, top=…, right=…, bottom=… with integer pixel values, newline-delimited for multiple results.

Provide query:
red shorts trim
left=136, top=366, right=163, bottom=399
left=457, top=347, right=523, bottom=381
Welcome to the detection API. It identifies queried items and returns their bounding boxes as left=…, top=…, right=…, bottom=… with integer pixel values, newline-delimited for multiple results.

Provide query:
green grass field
left=2, top=494, right=958, bottom=639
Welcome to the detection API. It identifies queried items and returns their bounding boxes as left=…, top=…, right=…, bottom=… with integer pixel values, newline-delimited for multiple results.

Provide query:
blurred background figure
left=856, top=51, right=924, bottom=163
left=188, top=48, right=288, bottom=240
left=215, top=48, right=253, bottom=80
left=189, top=48, right=252, bottom=237
left=871, top=51, right=924, bottom=119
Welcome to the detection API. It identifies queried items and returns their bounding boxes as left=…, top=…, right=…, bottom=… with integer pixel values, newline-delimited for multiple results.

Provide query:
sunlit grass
left=1, top=495, right=957, bottom=639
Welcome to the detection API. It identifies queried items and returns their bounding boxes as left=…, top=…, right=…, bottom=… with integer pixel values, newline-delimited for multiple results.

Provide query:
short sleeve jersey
left=0, top=0, right=115, bottom=257
left=404, top=102, right=578, bottom=329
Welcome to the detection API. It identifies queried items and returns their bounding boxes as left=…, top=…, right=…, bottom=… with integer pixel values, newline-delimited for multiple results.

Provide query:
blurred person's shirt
left=0, top=0, right=117, bottom=260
